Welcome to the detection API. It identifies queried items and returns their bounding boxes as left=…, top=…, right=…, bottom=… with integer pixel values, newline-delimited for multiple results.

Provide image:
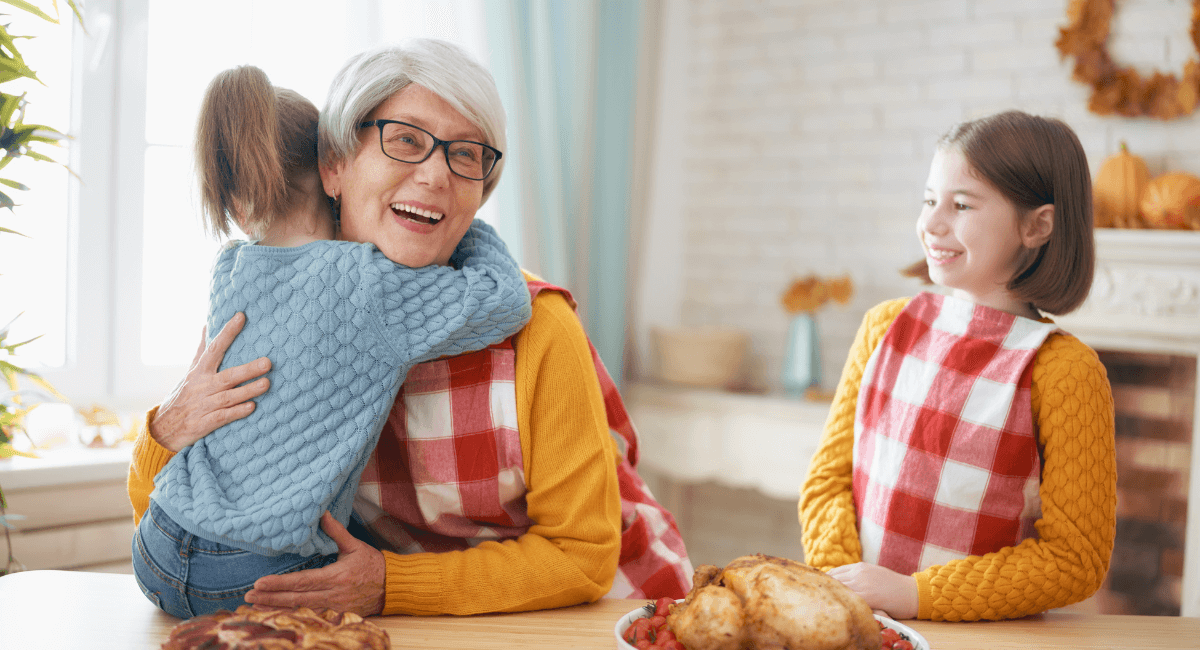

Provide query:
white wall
left=634, top=0, right=1200, bottom=393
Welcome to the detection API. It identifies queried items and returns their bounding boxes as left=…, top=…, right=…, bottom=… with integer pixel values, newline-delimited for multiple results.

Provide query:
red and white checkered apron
left=354, top=280, right=693, bottom=599
left=852, top=292, right=1055, bottom=574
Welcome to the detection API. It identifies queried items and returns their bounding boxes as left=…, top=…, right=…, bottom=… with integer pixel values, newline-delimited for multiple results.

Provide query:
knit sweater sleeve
left=800, top=298, right=910, bottom=570
left=914, top=332, right=1116, bottom=621
left=126, top=405, right=176, bottom=525
left=376, top=219, right=531, bottom=363
left=376, top=278, right=622, bottom=615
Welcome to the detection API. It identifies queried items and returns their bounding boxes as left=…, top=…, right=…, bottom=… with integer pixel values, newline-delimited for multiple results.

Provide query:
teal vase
left=782, top=313, right=820, bottom=397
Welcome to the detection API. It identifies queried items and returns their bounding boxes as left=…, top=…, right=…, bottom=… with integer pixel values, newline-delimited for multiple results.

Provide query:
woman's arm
left=126, top=312, right=271, bottom=522
left=247, top=286, right=622, bottom=615
left=800, top=299, right=907, bottom=570
left=912, top=334, right=1117, bottom=621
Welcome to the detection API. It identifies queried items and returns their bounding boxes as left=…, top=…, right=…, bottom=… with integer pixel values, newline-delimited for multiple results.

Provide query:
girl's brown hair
left=195, top=66, right=320, bottom=239
left=903, top=110, right=1095, bottom=315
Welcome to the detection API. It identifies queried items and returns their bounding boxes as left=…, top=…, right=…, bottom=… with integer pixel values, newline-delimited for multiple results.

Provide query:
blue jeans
left=132, top=500, right=338, bottom=619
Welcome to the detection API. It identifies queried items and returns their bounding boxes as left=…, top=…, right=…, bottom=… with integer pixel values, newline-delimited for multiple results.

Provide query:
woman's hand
left=826, top=562, right=919, bottom=620
left=149, top=312, right=272, bottom=453
left=245, top=512, right=386, bottom=617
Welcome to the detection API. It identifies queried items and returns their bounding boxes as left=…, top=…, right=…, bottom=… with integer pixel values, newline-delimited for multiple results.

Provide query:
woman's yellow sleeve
left=914, top=333, right=1117, bottom=621
left=800, top=298, right=909, bottom=570
left=377, top=285, right=622, bottom=615
left=126, top=405, right=177, bottom=525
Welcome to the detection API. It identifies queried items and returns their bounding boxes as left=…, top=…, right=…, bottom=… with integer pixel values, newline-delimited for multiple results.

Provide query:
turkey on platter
left=667, top=554, right=881, bottom=650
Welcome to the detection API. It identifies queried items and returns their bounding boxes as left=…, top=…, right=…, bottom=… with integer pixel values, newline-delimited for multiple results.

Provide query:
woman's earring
left=330, top=194, right=341, bottom=227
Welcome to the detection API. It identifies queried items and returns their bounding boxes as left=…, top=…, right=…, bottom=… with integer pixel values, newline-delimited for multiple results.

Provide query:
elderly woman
left=127, top=39, right=692, bottom=617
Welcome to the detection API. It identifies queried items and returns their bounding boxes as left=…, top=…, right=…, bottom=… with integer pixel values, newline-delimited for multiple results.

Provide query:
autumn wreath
left=1056, top=0, right=1200, bottom=120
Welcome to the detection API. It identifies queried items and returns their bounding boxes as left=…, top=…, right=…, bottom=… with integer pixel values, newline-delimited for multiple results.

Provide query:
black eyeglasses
left=358, top=119, right=502, bottom=181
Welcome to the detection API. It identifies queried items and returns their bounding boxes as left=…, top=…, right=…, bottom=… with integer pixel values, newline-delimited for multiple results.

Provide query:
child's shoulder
left=1032, top=329, right=1110, bottom=399
left=868, top=297, right=912, bottom=317
left=1036, top=329, right=1105, bottom=375
left=861, top=296, right=913, bottom=327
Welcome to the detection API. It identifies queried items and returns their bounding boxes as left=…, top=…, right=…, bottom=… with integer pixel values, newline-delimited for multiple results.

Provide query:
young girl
left=799, top=111, right=1116, bottom=622
left=131, top=66, right=531, bottom=619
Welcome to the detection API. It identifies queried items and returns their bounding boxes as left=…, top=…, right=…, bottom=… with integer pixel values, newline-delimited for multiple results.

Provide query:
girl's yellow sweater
left=800, top=298, right=1117, bottom=621
left=128, top=279, right=622, bottom=616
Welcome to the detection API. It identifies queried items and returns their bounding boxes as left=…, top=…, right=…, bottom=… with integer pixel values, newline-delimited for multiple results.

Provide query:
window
left=5, top=0, right=492, bottom=409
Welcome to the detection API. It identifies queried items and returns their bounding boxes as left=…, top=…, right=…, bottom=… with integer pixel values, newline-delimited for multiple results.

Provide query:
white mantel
left=1056, top=230, right=1200, bottom=354
left=1055, top=228, right=1200, bottom=618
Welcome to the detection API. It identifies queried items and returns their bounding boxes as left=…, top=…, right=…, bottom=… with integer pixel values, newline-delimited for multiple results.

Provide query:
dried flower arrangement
left=780, top=274, right=854, bottom=314
left=1055, top=0, right=1200, bottom=120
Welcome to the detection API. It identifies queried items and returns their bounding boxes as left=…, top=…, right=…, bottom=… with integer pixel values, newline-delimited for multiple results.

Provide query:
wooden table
left=2, top=570, right=1198, bottom=649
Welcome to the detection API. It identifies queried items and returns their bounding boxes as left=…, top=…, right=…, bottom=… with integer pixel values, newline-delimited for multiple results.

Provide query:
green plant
left=1, top=313, right=65, bottom=458
left=0, top=0, right=80, bottom=454
left=0, top=0, right=83, bottom=576
left=0, top=0, right=82, bottom=214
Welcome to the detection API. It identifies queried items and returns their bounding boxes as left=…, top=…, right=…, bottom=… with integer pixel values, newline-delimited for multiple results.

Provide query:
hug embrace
left=126, top=38, right=1115, bottom=627
left=127, top=39, right=692, bottom=620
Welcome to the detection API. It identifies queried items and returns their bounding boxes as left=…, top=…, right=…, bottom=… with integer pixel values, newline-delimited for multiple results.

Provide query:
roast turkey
left=667, top=554, right=880, bottom=650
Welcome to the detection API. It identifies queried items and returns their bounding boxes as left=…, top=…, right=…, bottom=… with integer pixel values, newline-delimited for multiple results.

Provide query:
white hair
left=319, top=38, right=507, bottom=204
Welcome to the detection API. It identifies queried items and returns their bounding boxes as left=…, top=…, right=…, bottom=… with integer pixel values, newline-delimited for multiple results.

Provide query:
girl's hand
left=149, top=312, right=271, bottom=453
left=245, top=512, right=386, bottom=616
left=826, top=562, right=919, bottom=620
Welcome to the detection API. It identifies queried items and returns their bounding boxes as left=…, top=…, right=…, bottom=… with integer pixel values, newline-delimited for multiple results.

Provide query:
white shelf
left=0, top=445, right=133, bottom=491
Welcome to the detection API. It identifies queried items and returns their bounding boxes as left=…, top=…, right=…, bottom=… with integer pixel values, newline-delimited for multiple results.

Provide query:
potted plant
left=0, top=0, right=83, bottom=576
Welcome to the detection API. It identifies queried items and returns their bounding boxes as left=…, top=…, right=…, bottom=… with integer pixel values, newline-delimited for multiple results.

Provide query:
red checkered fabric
left=354, top=337, right=528, bottom=554
left=852, top=292, right=1056, bottom=574
left=354, top=279, right=692, bottom=598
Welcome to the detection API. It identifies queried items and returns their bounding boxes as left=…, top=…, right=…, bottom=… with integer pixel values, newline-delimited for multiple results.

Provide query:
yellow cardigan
left=128, top=278, right=622, bottom=615
left=800, top=298, right=1116, bottom=621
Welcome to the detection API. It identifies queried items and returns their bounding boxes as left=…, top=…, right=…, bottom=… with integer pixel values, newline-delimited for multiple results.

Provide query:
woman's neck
left=255, top=176, right=335, bottom=247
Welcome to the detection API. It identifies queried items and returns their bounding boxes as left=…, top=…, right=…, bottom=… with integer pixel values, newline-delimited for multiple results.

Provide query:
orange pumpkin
left=1140, top=172, right=1200, bottom=230
left=1093, top=141, right=1149, bottom=228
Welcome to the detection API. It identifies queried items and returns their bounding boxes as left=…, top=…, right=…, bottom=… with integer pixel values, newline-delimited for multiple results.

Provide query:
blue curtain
left=485, top=0, right=643, bottom=385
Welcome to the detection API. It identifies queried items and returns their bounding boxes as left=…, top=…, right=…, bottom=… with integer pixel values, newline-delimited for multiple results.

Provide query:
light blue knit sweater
left=150, top=220, right=531, bottom=556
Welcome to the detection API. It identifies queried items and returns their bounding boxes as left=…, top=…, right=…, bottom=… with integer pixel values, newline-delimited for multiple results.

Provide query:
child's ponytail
left=195, top=66, right=319, bottom=240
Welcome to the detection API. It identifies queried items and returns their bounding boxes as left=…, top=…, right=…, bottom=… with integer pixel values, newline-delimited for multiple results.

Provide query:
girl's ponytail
left=195, top=66, right=302, bottom=239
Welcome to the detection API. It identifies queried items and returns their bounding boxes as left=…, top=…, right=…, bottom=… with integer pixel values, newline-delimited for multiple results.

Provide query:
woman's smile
left=391, top=201, right=445, bottom=226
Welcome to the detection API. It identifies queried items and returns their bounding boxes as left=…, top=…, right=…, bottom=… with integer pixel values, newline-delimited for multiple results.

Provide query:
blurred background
left=1, top=0, right=1198, bottom=617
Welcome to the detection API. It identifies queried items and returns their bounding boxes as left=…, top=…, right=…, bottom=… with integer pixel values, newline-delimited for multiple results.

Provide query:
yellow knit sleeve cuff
left=915, top=571, right=934, bottom=620
left=133, top=406, right=177, bottom=469
left=381, top=551, right=446, bottom=616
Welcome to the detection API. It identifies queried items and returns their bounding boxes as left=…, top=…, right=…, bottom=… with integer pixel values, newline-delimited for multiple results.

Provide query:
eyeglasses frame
left=357, top=119, right=503, bottom=181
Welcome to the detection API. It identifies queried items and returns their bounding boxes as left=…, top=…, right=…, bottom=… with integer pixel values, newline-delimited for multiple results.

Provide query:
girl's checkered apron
left=353, top=279, right=693, bottom=599
left=853, top=292, right=1057, bottom=574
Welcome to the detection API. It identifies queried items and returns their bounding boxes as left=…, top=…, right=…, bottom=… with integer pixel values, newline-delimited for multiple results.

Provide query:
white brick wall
left=634, top=0, right=1200, bottom=393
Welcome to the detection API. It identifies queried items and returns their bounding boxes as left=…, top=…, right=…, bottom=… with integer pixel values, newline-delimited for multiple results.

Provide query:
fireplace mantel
left=1056, top=228, right=1200, bottom=617
left=1057, top=230, right=1200, bottom=353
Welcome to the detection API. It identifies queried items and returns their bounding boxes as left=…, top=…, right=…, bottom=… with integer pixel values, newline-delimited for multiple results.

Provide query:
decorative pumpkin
left=1093, top=142, right=1149, bottom=228
left=1139, top=172, right=1200, bottom=230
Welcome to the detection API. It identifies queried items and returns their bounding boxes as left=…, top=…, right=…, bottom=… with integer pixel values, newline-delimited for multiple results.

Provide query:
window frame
left=36, top=0, right=502, bottom=410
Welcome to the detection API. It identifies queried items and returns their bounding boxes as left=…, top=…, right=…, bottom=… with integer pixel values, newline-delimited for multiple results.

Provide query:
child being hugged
left=799, top=111, right=1116, bottom=622
left=131, top=66, right=531, bottom=619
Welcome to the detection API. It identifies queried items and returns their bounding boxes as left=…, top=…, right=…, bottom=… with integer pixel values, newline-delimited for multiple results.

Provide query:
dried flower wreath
left=1055, top=0, right=1200, bottom=120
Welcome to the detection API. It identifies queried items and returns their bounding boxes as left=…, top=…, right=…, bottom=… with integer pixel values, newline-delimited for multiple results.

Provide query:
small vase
left=781, top=312, right=820, bottom=397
